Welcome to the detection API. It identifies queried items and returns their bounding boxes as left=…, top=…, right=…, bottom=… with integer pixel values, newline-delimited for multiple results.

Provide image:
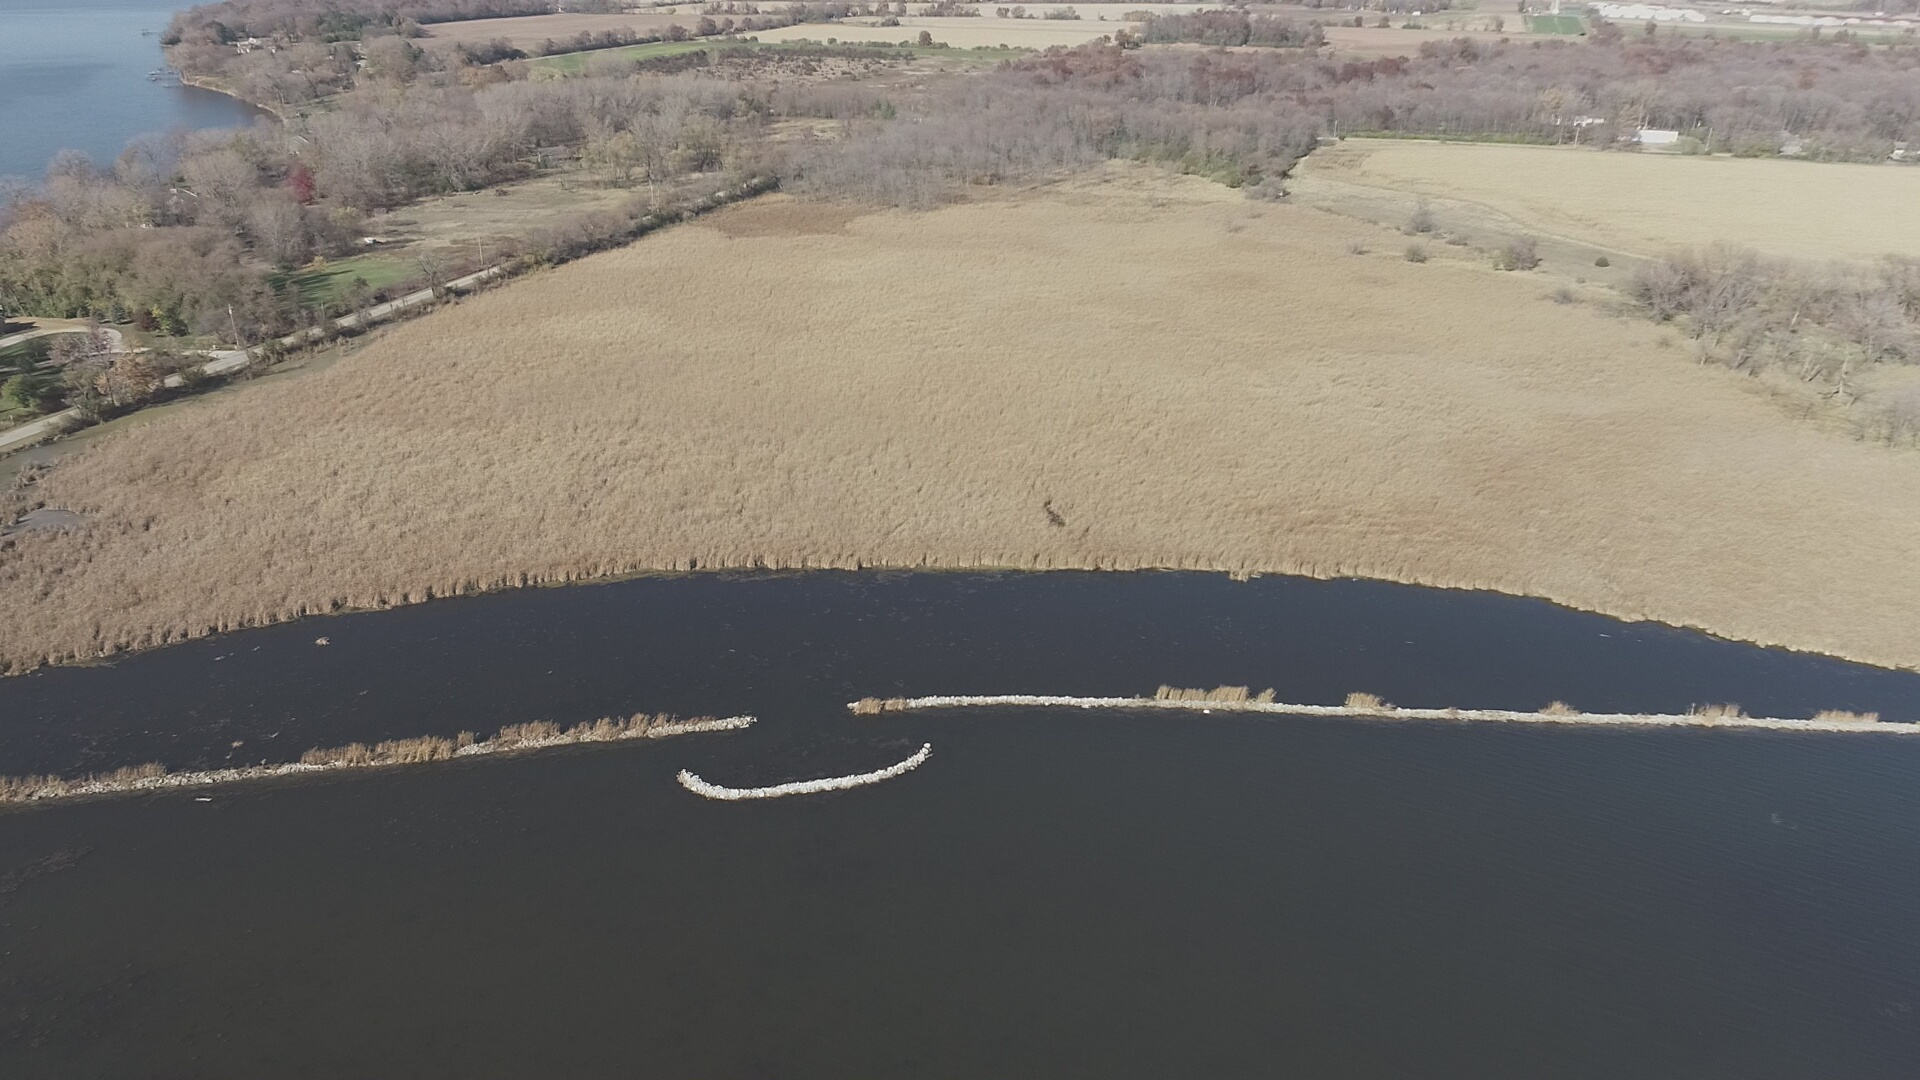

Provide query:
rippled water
left=2, top=571, right=1918, bottom=1077
left=0, top=0, right=263, bottom=181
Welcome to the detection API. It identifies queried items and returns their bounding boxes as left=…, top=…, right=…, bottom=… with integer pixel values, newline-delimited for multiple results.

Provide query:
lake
left=0, top=0, right=264, bottom=182
left=2, top=571, right=1919, bottom=1077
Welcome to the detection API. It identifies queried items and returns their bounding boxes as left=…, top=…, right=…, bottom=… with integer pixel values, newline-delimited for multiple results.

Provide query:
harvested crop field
left=1294, top=139, right=1920, bottom=261
left=753, top=17, right=1119, bottom=49
left=414, top=12, right=692, bottom=52
left=5, top=167, right=1920, bottom=671
left=1318, top=25, right=1529, bottom=56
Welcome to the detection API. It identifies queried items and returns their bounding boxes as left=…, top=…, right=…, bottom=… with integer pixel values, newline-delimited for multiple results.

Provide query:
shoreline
left=174, top=70, right=292, bottom=122
left=0, top=713, right=755, bottom=809
left=850, top=691, right=1920, bottom=735
left=2, top=563, right=1911, bottom=681
left=677, top=742, right=933, bottom=800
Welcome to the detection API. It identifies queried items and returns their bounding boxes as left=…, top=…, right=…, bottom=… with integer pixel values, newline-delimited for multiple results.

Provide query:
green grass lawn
left=531, top=38, right=714, bottom=74
left=1527, top=14, right=1587, bottom=34
left=276, top=254, right=417, bottom=309
left=0, top=337, right=53, bottom=369
left=531, top=38, right=1027, bottom=75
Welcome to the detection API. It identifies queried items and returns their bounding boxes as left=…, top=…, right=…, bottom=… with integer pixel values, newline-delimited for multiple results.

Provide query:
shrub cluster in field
left=1128, top=11, right=1325, bottom=48
left=1631, top=245, right=1920, bottom=444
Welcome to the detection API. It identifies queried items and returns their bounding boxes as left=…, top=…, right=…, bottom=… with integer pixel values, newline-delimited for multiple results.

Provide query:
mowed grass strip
left=529, top=39, right=1026, bottom=74
left=529, top=38, right=715, bottom=73
left=1526, top=15, right=1586, bottom=34
left=5, top=170, right=1920, bottom=671
left=276, top=254, right=417, bottom=308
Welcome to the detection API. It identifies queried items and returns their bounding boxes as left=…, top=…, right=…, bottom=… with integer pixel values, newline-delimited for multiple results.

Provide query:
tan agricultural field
left=5, top=169, right=1920, bottom=672
left=1295, top=139, right=1920, bottom=261
left=948, top=2, right=1222, bottom=12
left=754, top=17, right=1120, bottom=48
left=414, top=11, right=691, bottom=52
left=1319, top=24, right=1529, bottom=56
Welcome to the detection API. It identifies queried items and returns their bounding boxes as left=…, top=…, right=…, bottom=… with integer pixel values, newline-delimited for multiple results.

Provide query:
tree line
left=790, top=35, right=1920, bottom=208
left=10, top=29, right=1920, bottom=423
left=1128, top=11, right=1327, bottom=48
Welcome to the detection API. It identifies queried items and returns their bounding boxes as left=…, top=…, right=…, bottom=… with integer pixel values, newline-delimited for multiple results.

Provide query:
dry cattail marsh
left=5, top=169, right=1920, bottom=670
left=0, top=712, right=753, bottom=806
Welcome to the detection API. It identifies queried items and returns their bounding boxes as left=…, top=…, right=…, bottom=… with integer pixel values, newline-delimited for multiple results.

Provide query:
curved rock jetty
left=678, top=743, right=933, bottom=800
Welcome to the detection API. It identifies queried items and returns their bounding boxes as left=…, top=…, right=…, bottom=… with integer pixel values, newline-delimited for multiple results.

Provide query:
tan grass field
left=415, top=12, right=692, bottom=52
left=378, top=166, right=656, bottom=252
left=754, top=17, right=1120, bottom=48
left=1295, top=139, right=1920, bottom=261
left=1318, top=25, right=1528, bottom=56
left=5, top=167, right=1920, bottom=672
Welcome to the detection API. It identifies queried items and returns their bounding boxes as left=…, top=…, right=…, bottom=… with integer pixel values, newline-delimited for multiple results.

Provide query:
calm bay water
left=2, top=571, right=1919, bottom=1077
left=0, top=0, right=262, bottom=181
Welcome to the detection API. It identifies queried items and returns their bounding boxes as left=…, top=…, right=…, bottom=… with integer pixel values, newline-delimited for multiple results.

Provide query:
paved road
left=0, top=266, right=505, bottom=457
left=0, top=325, right=126, bottom=354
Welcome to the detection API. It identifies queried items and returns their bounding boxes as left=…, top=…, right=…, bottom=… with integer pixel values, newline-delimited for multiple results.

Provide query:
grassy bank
left=273, top=254, right=417, bottom=310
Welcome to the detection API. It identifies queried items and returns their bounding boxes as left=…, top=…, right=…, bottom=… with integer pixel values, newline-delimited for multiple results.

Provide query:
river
left=2, top=571, right=1918, bottom=1077
left=0, top=0, right=263, bottom=182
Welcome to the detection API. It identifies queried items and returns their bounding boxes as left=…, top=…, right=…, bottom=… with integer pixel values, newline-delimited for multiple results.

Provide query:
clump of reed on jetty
left=1154, top=685, right=1276, bottom=704
left=678, top=743, right=933, bottom=801
left=848, top=687, right=1919, bottom=736
left=0, top=712, right=755, bottom=807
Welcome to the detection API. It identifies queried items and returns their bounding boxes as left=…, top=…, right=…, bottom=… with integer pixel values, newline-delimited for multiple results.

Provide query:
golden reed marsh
left=0, top=713, right=753, bottom=806
left=5, top=168, right=1920, bottom=670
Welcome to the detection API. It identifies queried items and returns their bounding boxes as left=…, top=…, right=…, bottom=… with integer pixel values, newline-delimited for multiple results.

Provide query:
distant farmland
left=414, top=11, right=690, bottom=53
left=1526, top=14, right=1586, bottom=34
left=528, top=38, right=1027, bottom=75
left=1293, top=138, right=1920, bottom=262
left=6, top=170, right=1920, bottom=673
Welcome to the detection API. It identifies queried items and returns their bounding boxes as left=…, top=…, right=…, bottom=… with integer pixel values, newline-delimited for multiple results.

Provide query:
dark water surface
left=3, top=571, right=1920, bottom=1078
left=0, top=0, right=263, bottom=181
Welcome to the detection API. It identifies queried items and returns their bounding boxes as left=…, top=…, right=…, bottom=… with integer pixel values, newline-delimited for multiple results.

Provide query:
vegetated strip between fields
left=0, top=713, right=755, bottom=808
left=850, top=687, right=1913, bottom=735
left=677, top=742, right=934, bottom=801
